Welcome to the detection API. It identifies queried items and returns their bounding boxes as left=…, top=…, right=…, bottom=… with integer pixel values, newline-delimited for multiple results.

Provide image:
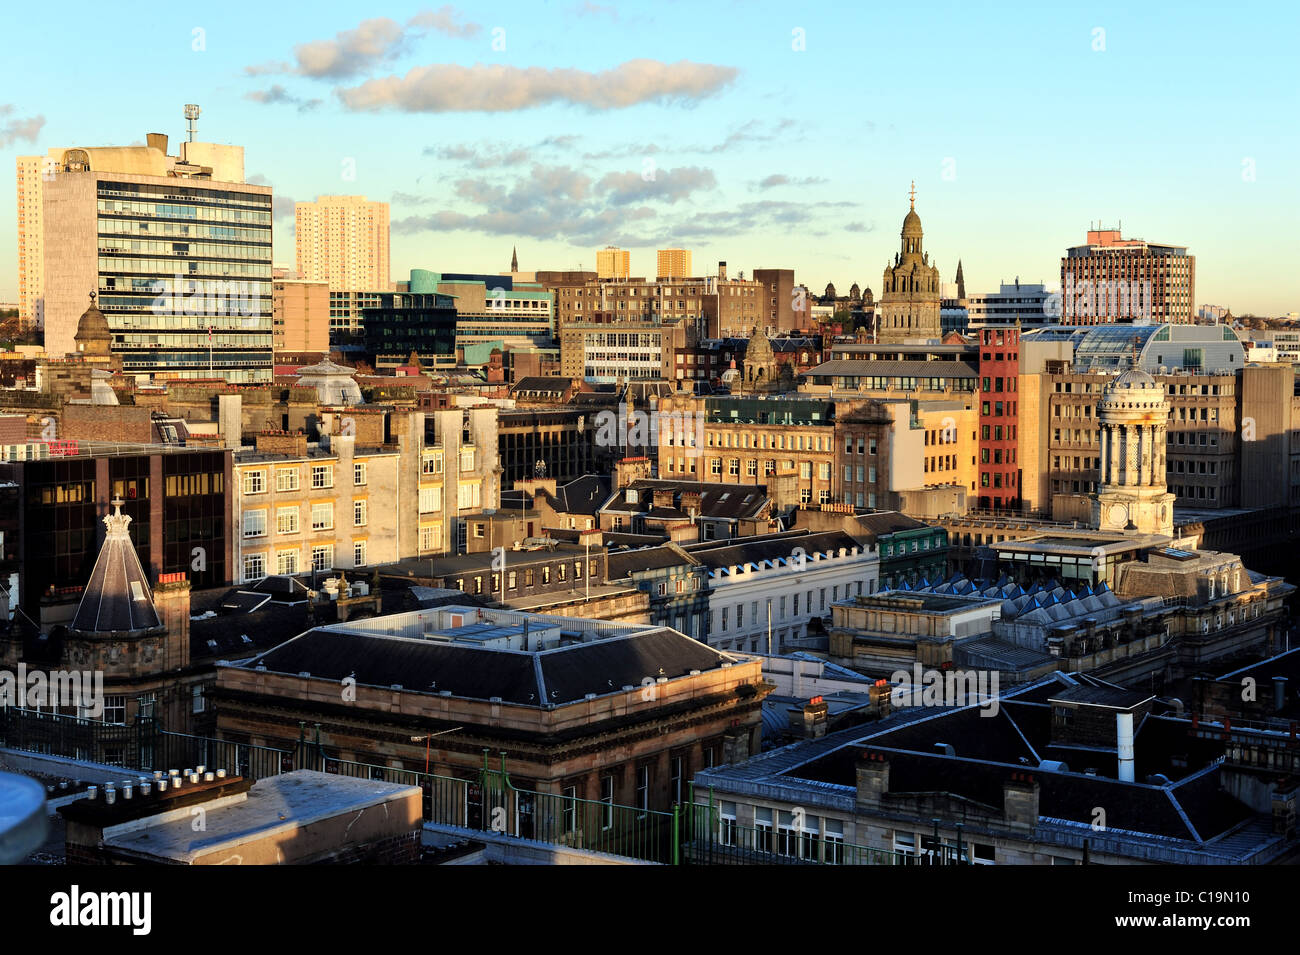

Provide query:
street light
left=411, top=727, right=463, bottom=775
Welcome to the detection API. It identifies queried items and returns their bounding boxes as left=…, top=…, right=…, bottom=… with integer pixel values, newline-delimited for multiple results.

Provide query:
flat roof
left=103, top=771, right=418, bottom=864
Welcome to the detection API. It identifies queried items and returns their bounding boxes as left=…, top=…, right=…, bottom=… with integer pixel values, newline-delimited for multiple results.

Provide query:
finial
left=909, top=180, right=916, bottom=210
left=89, top=290, right=97, bottom=305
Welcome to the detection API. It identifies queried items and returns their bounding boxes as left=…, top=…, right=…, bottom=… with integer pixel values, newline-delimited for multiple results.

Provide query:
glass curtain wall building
left=96, top=179, right=273, bottom=381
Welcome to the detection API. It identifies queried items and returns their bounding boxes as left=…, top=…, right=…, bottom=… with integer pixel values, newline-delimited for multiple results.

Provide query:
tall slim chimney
left=1116, top=712, right=1135, bottom=782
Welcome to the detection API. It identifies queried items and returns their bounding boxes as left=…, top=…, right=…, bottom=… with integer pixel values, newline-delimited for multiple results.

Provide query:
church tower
left=877, top=182, right=942, bottom=344
left=1090, top=362, right=1175, bottom=537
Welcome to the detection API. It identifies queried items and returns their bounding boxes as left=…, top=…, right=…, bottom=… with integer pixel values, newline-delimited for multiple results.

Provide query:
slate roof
left=601, top=480, right=769, bottom=521
left=70, top=503, right=161, bottom=634
left=541, top=474, right=610, bottom=517
left=606, top=545, right=698, bottom=580
left=243, top=626, right=734, bottom=707
left=685, top=530, right=868, bottom=572
left=805, top=359, right=978, bottom=380
left=511, top=376, right=570, bottom=396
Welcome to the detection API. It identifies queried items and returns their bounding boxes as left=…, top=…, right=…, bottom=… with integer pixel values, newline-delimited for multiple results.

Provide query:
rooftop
left=234, top=605, right=740, bottom=707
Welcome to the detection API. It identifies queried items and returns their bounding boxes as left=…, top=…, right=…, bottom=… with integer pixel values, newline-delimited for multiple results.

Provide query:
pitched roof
left=246, top=626, right=733, bottom=707
left=70, top=501, right=161, bottom=634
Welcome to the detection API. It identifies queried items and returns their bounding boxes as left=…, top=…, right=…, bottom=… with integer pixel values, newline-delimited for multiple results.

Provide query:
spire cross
left=909, top=180, right=916, bottom=209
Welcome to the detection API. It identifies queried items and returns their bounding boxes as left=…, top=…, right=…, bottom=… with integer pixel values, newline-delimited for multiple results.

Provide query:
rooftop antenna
left=184, top=104, right=201, bottom=143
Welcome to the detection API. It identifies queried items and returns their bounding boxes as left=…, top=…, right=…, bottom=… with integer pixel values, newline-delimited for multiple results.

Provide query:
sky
left=2, top=0, right=1298, bottom=314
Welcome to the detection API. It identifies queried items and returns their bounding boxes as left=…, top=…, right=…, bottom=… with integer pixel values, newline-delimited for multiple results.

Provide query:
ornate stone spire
left=511, top=246, right=519, bottom=272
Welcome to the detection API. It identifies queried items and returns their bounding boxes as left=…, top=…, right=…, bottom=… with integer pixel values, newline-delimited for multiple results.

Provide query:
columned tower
left=1090, top=363, right=1175, bottom=536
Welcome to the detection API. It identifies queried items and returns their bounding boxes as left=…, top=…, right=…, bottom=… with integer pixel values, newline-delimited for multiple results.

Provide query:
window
left=103, top=695, right=127, bottom=725
left=562, top=785, right=578, bottom=832
left=192, top=684, right=206, bottom=715
left=600, top=775, right=615, bottom=830
left=311, top=545, right=333, bottom=572
left=670, top=756, right=685, bottom=806
left=276, top=468, right=299, bottom=492
left=276, top=549, right=299, bottom=575
left=242, top=509, right=267, bottom=539
left=460, top=448, right=476, bottom=472
left=311, top=502, right=333, bottom=530
left=354, top=500, right=367, bottom=526
left=242, top=552, right=265, bottom=581
left=311, top=465, right=333, bottom=488
left=422, top=451, right=444, bottom=475
left=353, top=540, right=367, bottom=567
left=419, top=486, right=442, bottom=513
left=719, top=801, right=737, bottom=846
left=354, top=462, right=367, bottom=486
left=457, top=482, right=482, bottom=510
left=636, top=765, right=651, bottom=816
left=243, top=470, right=266, bottom=495
left=755, top=807, right=773, bottom=853
left=825, top=819, right=845, bottom=864
left=276, top=506, right=299, bottom=535
left=419, top=525, right=439, bottom=551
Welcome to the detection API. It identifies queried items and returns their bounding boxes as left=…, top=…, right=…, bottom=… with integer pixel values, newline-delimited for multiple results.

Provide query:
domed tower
left=877, top=182, right=942, bottom=344
left=823, top=282, right=837, bottom=303
left=73, top=291, right=117, bottom=367
left=849, top=283, right=861, bottom=302
left=1090, top=362, right=1175, bottom=537
left=742, top=326, right=776, bottom=391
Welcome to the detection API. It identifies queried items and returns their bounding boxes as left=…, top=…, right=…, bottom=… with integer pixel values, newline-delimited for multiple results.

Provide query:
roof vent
left=490, top=696, right=502, bottom=703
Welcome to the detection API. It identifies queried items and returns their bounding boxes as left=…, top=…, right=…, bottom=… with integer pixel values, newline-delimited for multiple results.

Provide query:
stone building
left=1090, top=363, right=1175, bottom=536
left=876, top=184, right=942, bottom=344
left=213, top=605, right=772, bottom=818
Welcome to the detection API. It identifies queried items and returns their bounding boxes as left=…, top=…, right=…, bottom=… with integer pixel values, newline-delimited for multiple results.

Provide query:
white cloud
left=337, top=59, right=738, bottom=112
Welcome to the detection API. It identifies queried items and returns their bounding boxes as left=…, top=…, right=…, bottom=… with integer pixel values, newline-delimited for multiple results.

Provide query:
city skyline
left=2, top=0, right=1298, bottom=314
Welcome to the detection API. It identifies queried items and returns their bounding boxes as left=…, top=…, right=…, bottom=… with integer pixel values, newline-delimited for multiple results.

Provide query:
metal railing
left=683, top=809, right=910, bottom=866
left=320, top=755, right=679, bottom=864
left=0, top=707, right=292, bottom=780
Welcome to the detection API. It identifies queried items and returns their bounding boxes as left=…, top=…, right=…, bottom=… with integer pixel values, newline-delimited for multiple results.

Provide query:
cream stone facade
left=1090, top=365, right=1175, bottom=537
left=877, top=185, right=942, bottom=344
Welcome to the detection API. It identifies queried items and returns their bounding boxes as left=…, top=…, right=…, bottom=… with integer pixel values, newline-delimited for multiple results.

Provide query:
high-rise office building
left=596, top=246, right=630, bottom=279
left=294, top=195, right=391, bottom=292
left=657, top=248, right=692, bottom=279
left=967, top=280, right=1054, bottom=327
left=40, top=114, right=274, bottom=382
left=1060, top=227, right=1194, bottom=325
left=15, top=155, right=46, bottom=332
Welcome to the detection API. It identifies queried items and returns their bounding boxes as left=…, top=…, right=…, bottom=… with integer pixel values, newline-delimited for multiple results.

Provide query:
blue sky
left=2, top=0, right=1298, bottom=313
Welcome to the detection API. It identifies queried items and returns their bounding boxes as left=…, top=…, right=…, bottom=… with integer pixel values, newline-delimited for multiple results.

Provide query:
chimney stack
left=1116, top=712, right=1135, bottom=782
